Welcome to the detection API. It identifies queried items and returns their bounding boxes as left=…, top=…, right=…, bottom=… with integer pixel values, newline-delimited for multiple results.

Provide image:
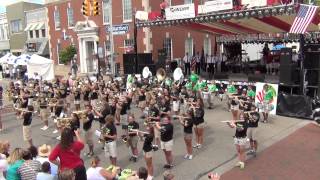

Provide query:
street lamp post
left=134, top=9, right=138, bottom=74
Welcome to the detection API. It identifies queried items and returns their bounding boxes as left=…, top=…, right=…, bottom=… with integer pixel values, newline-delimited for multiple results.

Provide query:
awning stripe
left=255, top=16, right=291, bottom=32
left=220, top=21, right=263, bottom=34
left=188, top=23, right=235, bottom=35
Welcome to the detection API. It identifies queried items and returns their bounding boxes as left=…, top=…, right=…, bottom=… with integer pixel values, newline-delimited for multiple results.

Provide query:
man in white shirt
left=183, top=52, right=191, bottom=75
left=208, top=55, right=215, bottom=78
left=195, top=52, right=201, bottom=75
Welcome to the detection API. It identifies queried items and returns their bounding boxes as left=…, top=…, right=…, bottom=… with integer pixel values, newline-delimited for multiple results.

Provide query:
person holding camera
left=155, top=115, right=174, bottom=169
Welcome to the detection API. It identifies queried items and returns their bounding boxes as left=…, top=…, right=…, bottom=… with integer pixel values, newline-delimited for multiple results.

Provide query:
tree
left=59, top=45, right=77, bottom=65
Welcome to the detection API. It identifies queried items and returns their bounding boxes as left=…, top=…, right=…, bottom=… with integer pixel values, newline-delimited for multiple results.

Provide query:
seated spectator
left=6, top=148, right=24, bottom=180
left=36, top=144, right=58, bottom=176
left=58, top=169, right=75, bottom=180
left=86, top=156, right=117, bottom=180
left=18, top=149, right=41, bottom=180
left=36, top=162, right=55, bottom=180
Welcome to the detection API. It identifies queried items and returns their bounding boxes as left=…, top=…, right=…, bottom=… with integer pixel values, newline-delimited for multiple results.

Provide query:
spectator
left=58, top=169, right=75, bottom=180
left=86, top=156, right=117, bottom=180
left=18, top=149, right=41, bottom=180
left=137, top=167, right=148, bottom=180
left=0, top=141, right=9, bottom=158
left=6, top=148, right=24, bottom=180
left=36, top=144, right=58, bottom=176
left=49, top=128, right=86, bottom=180
left=36, top=162, right=55, bottom=180
left=0, top=153, right=7, bottom=180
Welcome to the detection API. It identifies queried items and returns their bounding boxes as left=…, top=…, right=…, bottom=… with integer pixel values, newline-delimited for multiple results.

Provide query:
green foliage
left=59, top=45, right=77, bottom=65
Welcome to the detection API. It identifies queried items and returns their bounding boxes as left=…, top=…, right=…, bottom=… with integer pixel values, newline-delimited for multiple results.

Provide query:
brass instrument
left=129, top=129, right=149, bottom=135
left=156, top=68, right=166, bottom=82
left=72, top=110, right=88, bottom=121
left=56, top=117, right=72, bottom=128
left=14, top=108, right=33, bottom=113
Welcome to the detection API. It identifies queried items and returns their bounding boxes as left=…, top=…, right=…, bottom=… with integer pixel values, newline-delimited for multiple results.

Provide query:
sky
left=0, top=0, right=44, bottom=13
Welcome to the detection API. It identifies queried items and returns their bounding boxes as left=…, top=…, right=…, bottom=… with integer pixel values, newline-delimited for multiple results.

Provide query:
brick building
left=45, top=0, right=215, bottom=75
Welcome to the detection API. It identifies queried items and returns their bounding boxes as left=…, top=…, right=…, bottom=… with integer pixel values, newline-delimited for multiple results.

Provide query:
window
left=67, top=8, right=74, bottom=27
left=10, top=19, right=22, bottom=33
left=204, top=37, right=211, bottom=56
left=122, top=0, right=132, bottom=22
left=0, top=25, right=4, bottom=40
left=163, top=38, right=172, bottom=60
left=124, top=39, right=134, bottom=53
left=57, top=42, right=62, bottom=64
left=54, top=10, right=61, bottom=29
left=29, top=31, right=33, bottom=39
left=184, top=0, right=193, bottom=4
left=185, top=38, right=193, bottom=56
left=35, top=30, right=39, bottom=38
left=103, top=0, right=111, bottom=24
left=41, top=29, right=46, bottom=37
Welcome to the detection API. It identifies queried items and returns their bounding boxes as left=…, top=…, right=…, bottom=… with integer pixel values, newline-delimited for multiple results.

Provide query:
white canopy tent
left=27, top=54, right=54, bottom=81
left=13, top=54, right=32, bottom=66
left=0, top=53, right=17, bottom=64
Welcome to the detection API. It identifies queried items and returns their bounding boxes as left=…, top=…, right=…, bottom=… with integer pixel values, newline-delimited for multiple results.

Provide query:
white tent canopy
left=13, top=54, right=32, bottom=66
left=0, top=53, right=17, bottom=64
left=27, top=54, right=54, bottom=81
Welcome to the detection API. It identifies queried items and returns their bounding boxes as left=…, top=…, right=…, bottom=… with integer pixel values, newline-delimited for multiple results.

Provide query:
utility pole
left=109, top=0, right=115, bottom=76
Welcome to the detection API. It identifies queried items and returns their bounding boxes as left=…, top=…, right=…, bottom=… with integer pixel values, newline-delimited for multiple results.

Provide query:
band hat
left=38, top=144, right=51, bottom=157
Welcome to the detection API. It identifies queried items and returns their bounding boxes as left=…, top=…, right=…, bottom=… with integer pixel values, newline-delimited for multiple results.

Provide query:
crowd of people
left=0, top=67, right=275, bottom=179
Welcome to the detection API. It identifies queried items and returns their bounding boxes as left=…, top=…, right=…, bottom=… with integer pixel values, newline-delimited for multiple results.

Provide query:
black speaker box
left=280, top=48, right=292, bottom=66
left=305, top=69, right=319, bottom=86
left=303, top=44, right=320, bottom=69
left=280, top=64, right=300, bottom=84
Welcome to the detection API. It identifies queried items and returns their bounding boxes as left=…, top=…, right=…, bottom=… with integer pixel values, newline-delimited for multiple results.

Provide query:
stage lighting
left=210, top=16, right=215, bottom=20
left=272, top=8, right=277, bottom=15
left=251, top=11, right=256, bottom=16
left=245, top=11, right=250, bottom=17
left=279, top=8, right=285, bottom=14
left=233, top=13, right=238, bottom=18
left=238, top=13, right=244, bottom=18
left=195, top=18, right=199, bottom=22
left=226, top=14, right=232, bottom=19
left=216, top=15, right=221, bottom=20
left=258, top=10, right=263, bottom=16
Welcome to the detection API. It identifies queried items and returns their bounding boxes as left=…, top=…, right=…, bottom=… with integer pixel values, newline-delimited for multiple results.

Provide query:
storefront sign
left=165, top=3, right=195, bottom=20
left=106, top=24, right=130, bottom=35
left=204, top=0, right=233, bottom=13
left=241, top=0, right=267, bottom=8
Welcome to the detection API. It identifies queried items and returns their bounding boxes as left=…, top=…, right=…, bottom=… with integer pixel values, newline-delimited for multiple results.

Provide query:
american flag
left=289, top=4, right=318, bottom=34
left=191, top=56, right=197, bottom=71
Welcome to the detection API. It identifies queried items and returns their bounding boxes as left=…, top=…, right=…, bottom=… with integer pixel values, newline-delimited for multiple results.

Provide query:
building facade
left=6, top=1, right=43, bottom=55
left=46, top=0, right=215, bottom=75
left=24, top=8, right=49, bottom=58
left=0, top=13, right=10, bottom=56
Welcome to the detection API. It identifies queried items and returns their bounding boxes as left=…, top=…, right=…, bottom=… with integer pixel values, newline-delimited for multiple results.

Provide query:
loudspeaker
left=280, top=64, right=300, bottom=84
left=305, top=69, right=318, bottom=86
left=138, top=53, right=153, bottom=64
left=123, top=65, right=135, bottom=74
left=123, top=54, right=136, bottom=66
left=280, top=48, right=292, bottom=66
left=248, top=74, right=265, bottom=82
left=303, top=44, right=320, bottom=69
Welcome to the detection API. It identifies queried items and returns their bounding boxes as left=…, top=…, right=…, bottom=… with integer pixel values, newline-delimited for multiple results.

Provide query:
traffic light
left=82, top=0, right=90, bottom=16
left=92, top=0, right=100, bottom=16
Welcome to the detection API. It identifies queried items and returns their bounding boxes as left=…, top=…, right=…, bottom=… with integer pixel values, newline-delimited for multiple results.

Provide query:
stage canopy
left=136, top=2, right=320, bottom=43
left=27, top=54, right=54, bottom=81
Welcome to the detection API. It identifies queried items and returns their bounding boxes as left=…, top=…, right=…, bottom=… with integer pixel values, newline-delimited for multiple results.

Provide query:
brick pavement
left=221, top=123, right=320, bottom=180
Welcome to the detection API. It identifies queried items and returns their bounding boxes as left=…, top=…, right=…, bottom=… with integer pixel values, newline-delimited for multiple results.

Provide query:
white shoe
left=52, top=129, right=58, bottom=134
left=188, top=155, right=193, bottom=160
left=56, top=136, right=61, bottom=140
left=41, top=126, right=49, bottom=131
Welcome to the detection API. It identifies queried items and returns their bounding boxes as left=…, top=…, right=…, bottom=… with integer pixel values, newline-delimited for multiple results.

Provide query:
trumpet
left=129, top=129, right=149, bottom=135
left=14, top=108, right=33, bottom=113
left=56, top=117, right=72, bottom=128
left=72, top=110, right=87, bottom=114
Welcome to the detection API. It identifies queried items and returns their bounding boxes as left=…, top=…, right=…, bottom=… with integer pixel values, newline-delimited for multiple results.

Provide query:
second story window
left=10, top=19, right=22, bottom=33
left=122, top=0, right=132, bottom=22
left=41, top=29, right=46, bottom=37
left=67, top=7, right=74, bottom=27
left=35, top=30, right=39, bottom=38
left=54, top=9, right=61, bottom=29
left=103, top=0, right=111, bottom=24
left=29, top=31, right=33, bottom=39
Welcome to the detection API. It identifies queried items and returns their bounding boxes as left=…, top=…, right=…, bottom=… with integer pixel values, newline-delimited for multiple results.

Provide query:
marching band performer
left=147, top=100, right=161, bottom=146
left=20, top=106, right=34, bottom=147
left=73, top=87, right=81, bottom=111
left=192, top=98, right=205, bottom=149
left=245, top=105, right=260, bottom=157
left=226, top=81, right=237, bottom=111
left=142, top=126, right=155, bottom=180
left=179, top=110, right=194, bottom=160
left=38, top=92, right=49, bottom=131
left=226, top=113, right=248, bottom=169
left=82, top=105, right=95, bottom=157
left=126, top=114, right=139, bottom=162
left=101, top=115, right=117, bottom=166
left=262, top=84, right=273, bottom=123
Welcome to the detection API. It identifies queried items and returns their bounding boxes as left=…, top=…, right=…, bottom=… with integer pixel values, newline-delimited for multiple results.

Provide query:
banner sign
left=242, top=0, right=267, bottom=8
left=204, top=0, right=233, bottom=13
left=255, top=82, right=279, bottom=115
left=106, top=24, right=130, bottom=35
left=165, top=3, right=195, bottom=20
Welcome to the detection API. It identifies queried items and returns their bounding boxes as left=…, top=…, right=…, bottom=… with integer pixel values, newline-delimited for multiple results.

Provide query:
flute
left=221, top=120, right=245, bottom=123
left=14, top=108, right=33, bottom=113
left=129, top=129, right=149, bottom=134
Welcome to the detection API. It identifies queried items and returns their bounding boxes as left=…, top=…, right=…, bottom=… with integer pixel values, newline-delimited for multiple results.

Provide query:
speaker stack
left=279, top=48, right=298, bottom=84
left=123, top=53, right=155, bottom=75
left=303, top=44, right=320, bottom=96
